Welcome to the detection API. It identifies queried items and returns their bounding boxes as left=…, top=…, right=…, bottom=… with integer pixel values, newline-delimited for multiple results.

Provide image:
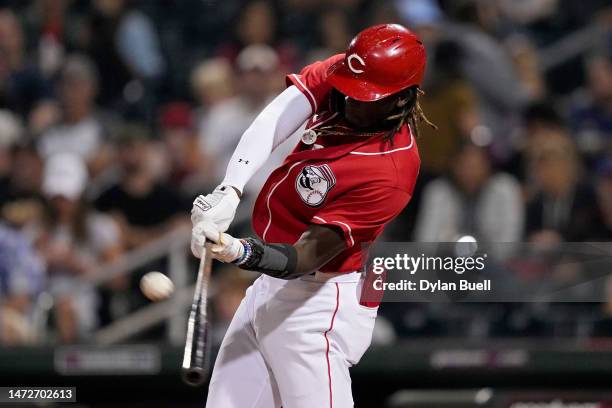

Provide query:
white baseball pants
left=205, top=271, right=378, bottom=408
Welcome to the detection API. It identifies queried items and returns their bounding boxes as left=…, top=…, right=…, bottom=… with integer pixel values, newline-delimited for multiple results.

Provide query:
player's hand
left=191, top=220, right=244, bottom=263
left=191, top=185, right=240, bottom=232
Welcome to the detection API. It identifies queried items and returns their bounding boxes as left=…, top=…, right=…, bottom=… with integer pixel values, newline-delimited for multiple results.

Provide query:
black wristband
left=239, top=238, right=299, bottom=279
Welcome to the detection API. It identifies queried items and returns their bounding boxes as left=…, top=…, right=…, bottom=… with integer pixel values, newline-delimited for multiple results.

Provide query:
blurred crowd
left=0, top=0, right=611, bottom=346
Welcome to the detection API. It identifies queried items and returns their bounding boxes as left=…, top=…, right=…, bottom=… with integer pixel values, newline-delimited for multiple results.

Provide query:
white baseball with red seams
left=205, top=53, right=420, bottom=408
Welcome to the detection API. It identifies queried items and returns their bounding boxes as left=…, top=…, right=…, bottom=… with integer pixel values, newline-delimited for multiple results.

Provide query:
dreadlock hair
left=383, top=85, right=437, bottom=142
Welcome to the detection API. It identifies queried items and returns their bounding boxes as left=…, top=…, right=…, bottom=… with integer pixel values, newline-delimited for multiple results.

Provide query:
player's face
left=342, top=93, right=400, bottom=128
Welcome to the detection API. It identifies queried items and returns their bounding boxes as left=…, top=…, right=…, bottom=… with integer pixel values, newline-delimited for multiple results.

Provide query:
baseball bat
left=181, top=244, right=213, bottom=386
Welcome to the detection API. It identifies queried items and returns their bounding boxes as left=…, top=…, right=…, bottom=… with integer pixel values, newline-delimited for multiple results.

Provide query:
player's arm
left=191, top=222, right=347, bottom=279
left=190, top=86, right=312, bottom=232
left=221, top=85, right=312, bottom=194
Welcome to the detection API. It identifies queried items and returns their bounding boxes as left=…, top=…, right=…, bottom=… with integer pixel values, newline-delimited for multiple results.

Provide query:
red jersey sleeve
left=310, top=184, right=411, bottom=249
left=286, top=54, right=344, bottom=114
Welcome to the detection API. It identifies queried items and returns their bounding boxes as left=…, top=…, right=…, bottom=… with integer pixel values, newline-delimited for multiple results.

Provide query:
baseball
left=454, top=235, right=479, bottom=258
left=140, top=272, right=175, bottom=301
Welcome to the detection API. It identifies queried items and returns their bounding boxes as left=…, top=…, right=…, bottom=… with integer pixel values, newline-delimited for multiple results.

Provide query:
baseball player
left=191, top=24, right=433, bottom=408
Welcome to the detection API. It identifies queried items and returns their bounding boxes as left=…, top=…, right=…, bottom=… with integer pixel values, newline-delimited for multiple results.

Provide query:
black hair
left=383, top=86, right=437, bottom=141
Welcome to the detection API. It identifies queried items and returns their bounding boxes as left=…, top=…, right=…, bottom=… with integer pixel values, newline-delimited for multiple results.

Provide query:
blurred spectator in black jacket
left=526, top=131, right=608, bottom=242
left=83, top=0, right=164, bottom=119
left=0, top=143, right=44, bottom=228
left=569, top=55, right=612, bottom=161
left=94, top=124, right=187, bottom=251
left=0, top=8, right=56, bottom=127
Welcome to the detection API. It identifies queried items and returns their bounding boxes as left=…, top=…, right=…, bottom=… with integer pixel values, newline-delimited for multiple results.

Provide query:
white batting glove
left=191, top=185, right=240, bottom=232
left=191, top=220, right=245, bottom=263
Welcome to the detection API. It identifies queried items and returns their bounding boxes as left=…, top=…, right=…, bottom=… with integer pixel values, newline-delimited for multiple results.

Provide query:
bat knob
left=182, top=367, right=207, bottom=387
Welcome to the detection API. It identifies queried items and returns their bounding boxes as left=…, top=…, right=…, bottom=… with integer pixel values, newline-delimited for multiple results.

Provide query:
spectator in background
left=191, top=58, right=235, bottom=124
left=396, top=0, right=444, bottom=46
left=445, top=0, right=540, bottom=161
left=0, top=9, right=56, bottom=126
left=509, top=102, right=566, bottom=191
left=37, top=55, right=112, bottom=177
left=0, top=143, right=44, bottom=229
left=525, top=132, right=608, bottom=242
left=199, top=45, right=279, bottom=185
left=36, top=153, right=122, bottom=342
left=569, top=55, right=612, bottom=159
left=76, top=0, right=163, bottom=122
left=216, top=0, right=297, bottom=71
left=507, top=35, right=546, bottom=102
left=416, top=40, right=479, bottom=176
left=307, top=7, right=354, bottom=62
left=22, top=0, right=74, bottom=78
left=415, top=142, right=524, bottom=242
left=191, top=58, right=234, bottom=188
left=497, top=0, right=560, bottom=27
left=158, top=102, right=205, bottom=194
left=0, top=110, right=22, bottom=180
left=0, top=222, right=45, bottom=345
left=94, top=124, right=187, bottom=250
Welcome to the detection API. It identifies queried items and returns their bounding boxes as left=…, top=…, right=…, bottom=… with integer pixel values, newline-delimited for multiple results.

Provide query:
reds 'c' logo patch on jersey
left=295, top=164, right=336, bottom=207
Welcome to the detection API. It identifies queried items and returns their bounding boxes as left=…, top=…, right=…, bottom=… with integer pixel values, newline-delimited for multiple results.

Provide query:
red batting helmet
left=327, top=24, right=426, bottom=102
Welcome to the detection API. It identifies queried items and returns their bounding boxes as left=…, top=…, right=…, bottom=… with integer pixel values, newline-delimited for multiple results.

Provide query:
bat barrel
left=182, top=245, right=212, bottom=387
left=182, top=303, right=210, bottom=386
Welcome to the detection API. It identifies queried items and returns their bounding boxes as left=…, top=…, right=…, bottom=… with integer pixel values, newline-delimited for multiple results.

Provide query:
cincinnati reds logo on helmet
left=295, top=164, right=336, bottom=207
left=347, top=53, right=366, bottom=74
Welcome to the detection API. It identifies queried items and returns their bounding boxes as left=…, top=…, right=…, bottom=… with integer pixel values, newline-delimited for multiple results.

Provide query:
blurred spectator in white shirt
left=36, top=153, right=122, bottom=342
left=415, top=142, right=524, bottom=243
left=199, top=45, right=279, bottom=182
left=37, top=55, right=113, bottom=177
